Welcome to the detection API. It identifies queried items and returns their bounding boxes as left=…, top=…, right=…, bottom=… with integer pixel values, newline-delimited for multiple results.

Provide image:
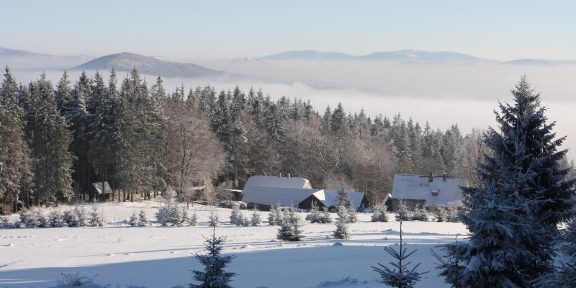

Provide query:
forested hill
left=75, top=52, right=226, bottom=78
left=0, top=67, right=487, bottom=210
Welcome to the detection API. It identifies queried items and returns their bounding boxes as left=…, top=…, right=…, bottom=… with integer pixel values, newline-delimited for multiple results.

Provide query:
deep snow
left=0, top=201, right=468, bottom=288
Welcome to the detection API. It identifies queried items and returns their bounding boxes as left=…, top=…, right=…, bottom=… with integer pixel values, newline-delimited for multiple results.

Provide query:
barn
left=390, top=174, right=466, bottom=211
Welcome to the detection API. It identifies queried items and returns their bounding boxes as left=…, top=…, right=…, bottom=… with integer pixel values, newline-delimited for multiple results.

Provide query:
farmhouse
left=390, top=174, right=465, bottom=211
left=242, top=175, right=367, bottom=211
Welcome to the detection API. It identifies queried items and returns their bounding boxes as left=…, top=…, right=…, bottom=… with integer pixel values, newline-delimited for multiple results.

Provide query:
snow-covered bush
left=63, top=209, right=79, bottom=227
left=433, top=207, right=448, bottom=222
left=19, top=207, right=42, bottom=228
left=277, top=210, right=304, bottom=241
left=411, top=206, right=428, bottom=221
left=445, top=207, right=460, bottom=222
left=0, top=216, right=14, bottom=229
left=235, top=213, right=249, bottom=227
left=371, top=203, right=389, bottom=222
left=250, top=210, right=262, bottom=226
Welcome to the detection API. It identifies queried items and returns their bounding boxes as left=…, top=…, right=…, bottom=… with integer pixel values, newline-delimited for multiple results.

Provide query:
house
left=91, top=182, right=113, bottom=201
left=390, top=174, right=466, bottom=211
left=298, top=190, right=368, bottom=212
left=242, top=176, right=319, bottom=210
left=242, top=175, right=368, bottom=211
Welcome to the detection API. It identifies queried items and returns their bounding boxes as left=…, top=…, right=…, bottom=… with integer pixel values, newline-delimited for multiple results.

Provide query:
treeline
left=0, top=67, right=482, bottom=212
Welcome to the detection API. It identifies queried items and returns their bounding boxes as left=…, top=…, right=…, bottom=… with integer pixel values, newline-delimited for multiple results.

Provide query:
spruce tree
left=333, top=204, right=350, bottom=240
left=28, top=74, right=74, bottom=204
left=441, top=77, right=575, bottom=287
left=190, top=228, right=236, bottom=288
left=0, top=67, right=31, bottom=211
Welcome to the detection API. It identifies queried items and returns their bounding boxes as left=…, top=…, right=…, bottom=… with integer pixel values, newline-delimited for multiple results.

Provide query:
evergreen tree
left=441, top=77, right=575, bottom=287
left=330, top=103, right=347, bottom=135
left=0, top=67, right=31, bottom=211
left=372, top=220, right=426, bottom=288
left=28, top=74, right=74, bottom=204
left=277, top=209, right=304, bottom=241
left=333, top=204, right=350, bottom=239
left=190, top=228, right=236, bottom=288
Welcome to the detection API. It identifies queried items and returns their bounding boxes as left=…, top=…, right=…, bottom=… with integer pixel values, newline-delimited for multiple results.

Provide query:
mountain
left=259, top=49, right=494, bottom=63
left=75, top=52, right=226, bottom=78
left=259, top=50, right=356, bottom=61
left=0, top=47, right=93, bottom=70
left=504, top=59, right=576, bottom=66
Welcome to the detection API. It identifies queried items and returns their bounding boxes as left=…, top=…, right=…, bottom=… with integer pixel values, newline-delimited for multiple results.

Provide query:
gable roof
left=244, top=176, right=312, bottom=189
left=391, top=174, right=466, bottom=207
left=242, top=186, right=322, bottom=208
left=92, top=182, right=112, bottom=194
left=312, top=190, right=366, bottom=210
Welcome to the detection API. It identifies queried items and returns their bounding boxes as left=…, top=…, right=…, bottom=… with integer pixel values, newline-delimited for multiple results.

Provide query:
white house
left=390, top=174, right=466, bottom=210
left=242, top=176, right=367, bottom=211
left=242, top=176, right=318, bottom=209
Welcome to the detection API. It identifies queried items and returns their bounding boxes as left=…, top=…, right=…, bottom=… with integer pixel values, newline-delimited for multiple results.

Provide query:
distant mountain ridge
left=259, top=49, right=494, bottom=63
left=74, top=52, right=226, bottom=78
left=0, top=47, right=93, bottom=70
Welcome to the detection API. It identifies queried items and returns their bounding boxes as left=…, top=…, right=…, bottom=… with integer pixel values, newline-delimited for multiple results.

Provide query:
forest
left=0, top=67, right=511, bottom=212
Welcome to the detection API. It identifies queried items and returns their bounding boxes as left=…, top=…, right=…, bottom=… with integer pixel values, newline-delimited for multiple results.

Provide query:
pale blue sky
left=1, top=0, right=575, bottom=60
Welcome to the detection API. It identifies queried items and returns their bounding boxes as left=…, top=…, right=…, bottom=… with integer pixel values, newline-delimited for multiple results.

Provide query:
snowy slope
left=0, top=201, right=468, bottom=288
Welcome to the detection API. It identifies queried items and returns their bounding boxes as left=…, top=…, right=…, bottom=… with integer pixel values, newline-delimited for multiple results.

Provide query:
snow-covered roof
left=313, top=190, right=366, bottom=210
left=92, top=182, right=112, bottom=194
left=242, top=186, right=322, bottom=208
left=244, top=176, right=312, bottom=189
left=391, top=174, right=466, bottom=207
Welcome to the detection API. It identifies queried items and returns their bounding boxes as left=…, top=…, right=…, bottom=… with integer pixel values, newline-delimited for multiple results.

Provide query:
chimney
left=428, top=172, right=433, bottom=182
left=288, top=173, right=290, bottom=179
left=442, top=173, right=447, bottom=182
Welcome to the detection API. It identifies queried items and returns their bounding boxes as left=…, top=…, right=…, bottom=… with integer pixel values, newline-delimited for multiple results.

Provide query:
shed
left=298, top=190, right=368, bottom=212
left=242, top=176, right=317, bottom=210
left=91, top=182, right=113, bottom=201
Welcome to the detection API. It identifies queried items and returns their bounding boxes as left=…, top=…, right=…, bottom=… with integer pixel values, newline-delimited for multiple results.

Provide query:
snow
left=0, top=200, right=468, bottom=288
left=391, top=175, right=466, bottom=207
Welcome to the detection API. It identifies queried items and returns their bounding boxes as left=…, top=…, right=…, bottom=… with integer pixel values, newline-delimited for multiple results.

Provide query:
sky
left=2, top=0, right=576, bottom=60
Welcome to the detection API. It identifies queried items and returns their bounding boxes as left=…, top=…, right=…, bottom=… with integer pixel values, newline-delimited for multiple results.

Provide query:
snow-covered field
left=0, top=201, right=468, bottom=288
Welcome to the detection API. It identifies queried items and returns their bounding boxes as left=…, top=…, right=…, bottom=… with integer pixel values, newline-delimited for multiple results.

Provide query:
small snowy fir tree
left=188, top=211, right=198, bottom=226
left=63, top=208, right=80, bottom=227
left=445, top=207, right=459, bottom=223
left=0, top=216, right=11, bottom=229
left=372, top=220, right=426, bottom=288
left=229, top=202, right=241, bottom=225
left=336, top=187, right=357, bottom=223
left=157, top=192, right=184, bottom=226
left=73, top=206, right=87, bottom=227
left=129, top=212, right=139, bottom=227
left=305, top=201, right=322, bottom=223
left=237, top=213, right=249, bottom=227
left=410, top=206, right=428, bottom=221
left=395, top=201, right=411, bottom=222
left=277, top=210, right=304, bottom=241
left=250, top=210, right=262, bottom=226
left=88, top=206, right=104, bottom=227
left=138, top=209, right=148, bottom=226
left=190, top=228, right=236, bottom=288
left=320, top=207, right=333, bottom=223
left=268, top=206, right=282, bottom=225
left=371, top=202, right=389, bottom=222
left=209, top=212, right=219, bottom=227
left=433, top=207, right=447, bottom=222
left=48, top=209, right=65, bottom=227
left=333, top=204, right=350, bottom=240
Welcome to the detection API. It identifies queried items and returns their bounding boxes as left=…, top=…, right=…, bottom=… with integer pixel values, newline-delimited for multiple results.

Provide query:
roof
left=244, top=176, right=312, bottom=189
left=92, top=182, right=112, bottom=194
left=391, top=174, right=466, bottom=207
left=313, top=190, right=366, bottom=210
left=242, top=186, right=322, bottom=208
